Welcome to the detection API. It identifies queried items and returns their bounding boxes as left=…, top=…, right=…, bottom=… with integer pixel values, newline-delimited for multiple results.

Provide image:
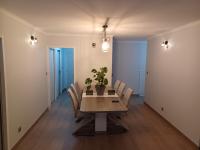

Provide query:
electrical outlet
left=18, top=126, right=22, bottom=133
left=161, top=107, right=164, bottom=111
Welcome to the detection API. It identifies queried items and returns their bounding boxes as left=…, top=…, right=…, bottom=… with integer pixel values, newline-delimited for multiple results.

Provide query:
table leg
left=107, top=115, right=128, bottom=134
left=73, top=117, right=95, bottom=136
left=95, top=113, right=107, bottom=132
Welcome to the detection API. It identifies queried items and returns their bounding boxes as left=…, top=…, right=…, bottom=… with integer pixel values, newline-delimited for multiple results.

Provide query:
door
left=112, top=40, right=147, bottom=96
left=49, top=49, right=55, bottom=103
left=61, top=48, right=74, bottom=90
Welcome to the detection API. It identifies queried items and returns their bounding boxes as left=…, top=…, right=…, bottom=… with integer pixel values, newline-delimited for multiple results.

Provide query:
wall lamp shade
left=30, top=35, right=37, bottom=45
left=101, top=21, right=110, bottom=52
left=102, top=38, right=110, bottom=52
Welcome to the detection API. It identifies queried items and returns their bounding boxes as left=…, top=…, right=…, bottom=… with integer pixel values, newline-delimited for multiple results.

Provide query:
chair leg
left=107, top=115, right=128, bottom=134
left=73, top=118, right=95, bottom=136
left=75, top=116, right=84, bottom=123
left=75, top=114, right=94, bottom=123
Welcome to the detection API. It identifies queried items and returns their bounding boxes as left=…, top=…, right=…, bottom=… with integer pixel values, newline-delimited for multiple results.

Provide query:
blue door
left=61, top=48, right=74, bottom=91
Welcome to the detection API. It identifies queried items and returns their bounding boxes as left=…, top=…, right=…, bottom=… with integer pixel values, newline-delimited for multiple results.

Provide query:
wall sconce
left=161, top=40, right=169, bottom=49
left=30, top=35, right=37, bottom=45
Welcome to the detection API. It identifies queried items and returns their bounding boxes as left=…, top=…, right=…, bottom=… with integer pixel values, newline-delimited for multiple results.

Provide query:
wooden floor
left=13, top=93, right=197, bottom=150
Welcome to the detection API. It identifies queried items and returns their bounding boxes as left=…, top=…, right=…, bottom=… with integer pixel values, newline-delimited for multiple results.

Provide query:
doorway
left=61, top=48, right=74, bottom=91
left=49, top=48, right=74, bottom=102
left=112, top=40, right=147, bottom=96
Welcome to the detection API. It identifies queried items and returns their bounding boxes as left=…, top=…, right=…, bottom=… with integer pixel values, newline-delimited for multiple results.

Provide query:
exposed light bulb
left=29, top=35, right=37, bottom=46
left=161, top=40, right=169, bottom=49
left=102, top=39, right=110, bottom=52
left=101, top=21, right=110, bottom=52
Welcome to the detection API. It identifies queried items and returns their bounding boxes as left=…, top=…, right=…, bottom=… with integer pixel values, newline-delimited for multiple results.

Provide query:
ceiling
left=1, top=0, right=200, bottom=38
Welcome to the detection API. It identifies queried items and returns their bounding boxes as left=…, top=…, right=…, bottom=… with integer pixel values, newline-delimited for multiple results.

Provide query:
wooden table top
left=80, top=97, right=128, bottom=113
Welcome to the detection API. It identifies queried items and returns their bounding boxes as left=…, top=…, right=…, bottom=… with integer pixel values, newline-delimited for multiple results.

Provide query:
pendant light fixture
left=102, top=19, right=110, bottom=52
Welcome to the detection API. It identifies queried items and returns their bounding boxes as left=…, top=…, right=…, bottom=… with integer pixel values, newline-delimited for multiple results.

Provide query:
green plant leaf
left=85, top=77, right=92, bottom=85
left=90, top=67, right=108, bottom=86
left=91, top=69, right=97, bottom=73
left=103, top=78, right=108, bottom=85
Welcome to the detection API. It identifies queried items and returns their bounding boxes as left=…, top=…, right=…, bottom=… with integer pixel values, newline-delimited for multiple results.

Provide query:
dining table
left=76, top=86, right=128, bottom=135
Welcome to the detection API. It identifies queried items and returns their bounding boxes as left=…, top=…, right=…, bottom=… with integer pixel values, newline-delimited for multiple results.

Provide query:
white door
left=49, top=49, right=55, bottom=102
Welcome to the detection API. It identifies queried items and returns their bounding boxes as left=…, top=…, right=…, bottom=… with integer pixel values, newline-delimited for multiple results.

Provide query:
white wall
left=145, top=21, right=200, bottom=146
left=113, top=40, right=147, bottom=95
left=0, top=12, right=3, bottom=36
left=47, top=35, right=113, bottom=89
left=0, top=9, right=48, bottom=149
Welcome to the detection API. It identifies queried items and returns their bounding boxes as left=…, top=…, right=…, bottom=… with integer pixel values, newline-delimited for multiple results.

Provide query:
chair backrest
left=74, top=82, right=81, bottom=96
left=123, top=88, right=134, bottom=107
left=71, top=84, right=81, bottom=105
left=117, top=82, right=126, bottom=97
left=68, top=88, right=79, bottom=118
left=114, top=80, right=121, bottom=91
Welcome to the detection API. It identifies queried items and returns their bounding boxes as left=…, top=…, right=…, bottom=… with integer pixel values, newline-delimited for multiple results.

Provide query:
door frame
left=61, top=48, right=74, bottom=91
left=49, top=48, right=55, bottom=103
left=48, top=48, right=62, bottom=102
left=53, top=48, right=62, bottom=100
left=0, top=36, right=8, bottom=150
left=46, top=47, right=75, bottom=108
left=56, top=49, right=62, bottom=96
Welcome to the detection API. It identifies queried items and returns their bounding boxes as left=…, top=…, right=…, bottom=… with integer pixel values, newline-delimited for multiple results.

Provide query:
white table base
left=95, top=113, right=107, bottom=132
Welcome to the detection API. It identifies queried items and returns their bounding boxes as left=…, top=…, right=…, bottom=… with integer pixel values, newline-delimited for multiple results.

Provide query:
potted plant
left=85, top=78, right=93, bottom=95
left=91, top=67, right=108, bottom=95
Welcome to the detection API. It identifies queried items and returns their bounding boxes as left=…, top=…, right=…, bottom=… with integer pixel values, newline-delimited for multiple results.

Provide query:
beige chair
left=117, top=82, right=126, bottom=97
left=68, top=88, right=79, bottom=118
left=110, top=87, right=133, bottom=121
left=123, top=88, right=134, bottom=107
left=71, top=84, right=81, bottom=106
left=68, top=88, right=94, bottom=135
left=74, top=82, right=82, bottom=96
left=114, top=80, right=121, bottom=92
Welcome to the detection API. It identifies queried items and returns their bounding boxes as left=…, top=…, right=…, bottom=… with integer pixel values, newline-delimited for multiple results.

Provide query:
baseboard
left=144, top=102, right=198, bottom=148
left=11, top=108, right=48, bottom=150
